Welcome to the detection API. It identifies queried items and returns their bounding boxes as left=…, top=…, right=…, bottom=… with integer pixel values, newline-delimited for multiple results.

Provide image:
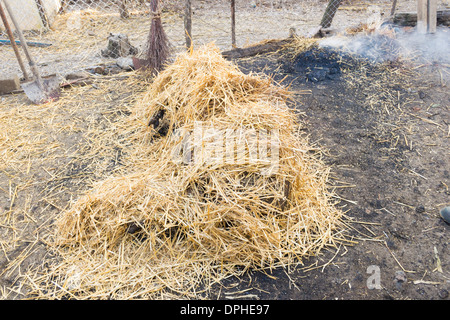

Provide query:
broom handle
left=2, top=0, right=43, bottom=85
left=0, top=1, right=30, bottom=81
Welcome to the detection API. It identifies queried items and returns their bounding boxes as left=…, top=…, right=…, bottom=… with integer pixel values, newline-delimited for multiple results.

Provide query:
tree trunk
left=320, top=0, right=342, bottom=28
left=184, top=0, right=192, bottom=48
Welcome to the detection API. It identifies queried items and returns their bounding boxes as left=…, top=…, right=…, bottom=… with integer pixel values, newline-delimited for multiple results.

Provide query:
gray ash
left=283, top=34, right=403, bottom=83
left=283, top=47, right=360, bottom=83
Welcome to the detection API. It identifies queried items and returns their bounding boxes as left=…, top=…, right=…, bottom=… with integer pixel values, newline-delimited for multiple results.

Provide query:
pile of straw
left=40, top=44, right=346, bottom=299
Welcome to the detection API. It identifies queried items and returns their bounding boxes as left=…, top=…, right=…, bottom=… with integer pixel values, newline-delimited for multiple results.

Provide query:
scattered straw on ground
left=22, top=44, right=348, bottom=299
left=0, top=72, right=148, bottom=299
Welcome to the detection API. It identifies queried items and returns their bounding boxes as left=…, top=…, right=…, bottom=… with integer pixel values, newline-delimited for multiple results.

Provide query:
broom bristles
left=143, top=0, right=170, bottom=74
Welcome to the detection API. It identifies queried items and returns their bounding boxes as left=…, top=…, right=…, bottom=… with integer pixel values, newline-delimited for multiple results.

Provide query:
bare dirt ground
left=222, top=48, right=450, bottom=300
left=0, top=0, right=449, bottom=300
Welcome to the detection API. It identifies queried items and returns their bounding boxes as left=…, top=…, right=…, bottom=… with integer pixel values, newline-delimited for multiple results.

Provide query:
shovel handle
left=2, top=0, right=43, bottom=87
left=0, top=2, right=30, bottom=81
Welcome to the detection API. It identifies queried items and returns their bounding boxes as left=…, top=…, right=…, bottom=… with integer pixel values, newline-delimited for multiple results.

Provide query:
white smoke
left=396, top=28, right=450, bottom=64
left=318, top=26, right=450, bottom=65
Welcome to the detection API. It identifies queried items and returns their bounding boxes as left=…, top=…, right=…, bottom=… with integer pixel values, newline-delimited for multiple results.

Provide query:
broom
left=134, top=0, right=170, bottom=74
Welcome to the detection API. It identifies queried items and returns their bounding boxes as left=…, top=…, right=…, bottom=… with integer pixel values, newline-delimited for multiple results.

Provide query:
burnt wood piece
left=148, top=109, right=168, bottom=136
left=222, top=38, right=294, bottom=60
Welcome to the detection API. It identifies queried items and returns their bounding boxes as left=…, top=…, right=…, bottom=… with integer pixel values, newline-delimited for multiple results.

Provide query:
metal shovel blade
left=21, top=76, right=61, bottom=104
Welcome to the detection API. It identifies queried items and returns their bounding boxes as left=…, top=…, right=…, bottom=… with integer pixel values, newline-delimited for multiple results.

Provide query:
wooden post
left=393, top=10, right=450, bottom=27
left=417, top=0, right=428, bottom=33
left=428, top=0, right=437, bottom=33
left=418, top=0, right=437, bottom=33
left=184, top=0, right=192, bottom=49
left=390, top=0, right=398, bottom=17
left=320, top=0, right=342, bottom=29
left=231, top=0, right=236, bottom=48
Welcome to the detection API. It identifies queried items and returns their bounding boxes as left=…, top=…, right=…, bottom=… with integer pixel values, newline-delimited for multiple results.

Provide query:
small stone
left=394, top=270, right=407, bottom=290
left=394, top=270, right=406, bottom=282
left=415, top=205, right=425, bottom=213
left=418, top=90, right=426, bottom=99
left=101, top=33, right=138, bottom=58
left=94, top=66, right=106, bottom=75
left=65, top=71, right=91, bottom=80
left=0, top=75, right=20, bottom=94
left=440, top=207, right=450, bottom=224
left=438, top=289, right=449, bottom=299
left=307, top=67, right=329, bottom=82
left=117, top=57, right=134, bottom=71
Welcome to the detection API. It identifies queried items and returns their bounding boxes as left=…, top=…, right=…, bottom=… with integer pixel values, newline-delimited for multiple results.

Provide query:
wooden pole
left=417, top=0, right=428, bottom=33
left=231, top=0, right=236, bottom=48
left=427, top=0, right=437, bottom=33
left=0, top=1, right=30, bottom=80
left=3, top=0, right=44, bottom=88
left=417, top=0, right=438, bottom=33
left=390, top=0, right=398, bottom=17
left=184, top=0, right=192, bottom=49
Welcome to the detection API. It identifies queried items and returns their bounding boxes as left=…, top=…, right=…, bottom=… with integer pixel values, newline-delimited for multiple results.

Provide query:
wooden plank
left=393, top=9, right=450, bottom=27
left=427, top=0, right=437, bottom=33
left=417, top=0, right=428, bottom=33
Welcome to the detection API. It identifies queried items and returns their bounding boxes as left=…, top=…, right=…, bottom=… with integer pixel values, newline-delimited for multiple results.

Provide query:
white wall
left=41, top=0, right=61, bottom=22
left=1, top=0, right=61, bottom=31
